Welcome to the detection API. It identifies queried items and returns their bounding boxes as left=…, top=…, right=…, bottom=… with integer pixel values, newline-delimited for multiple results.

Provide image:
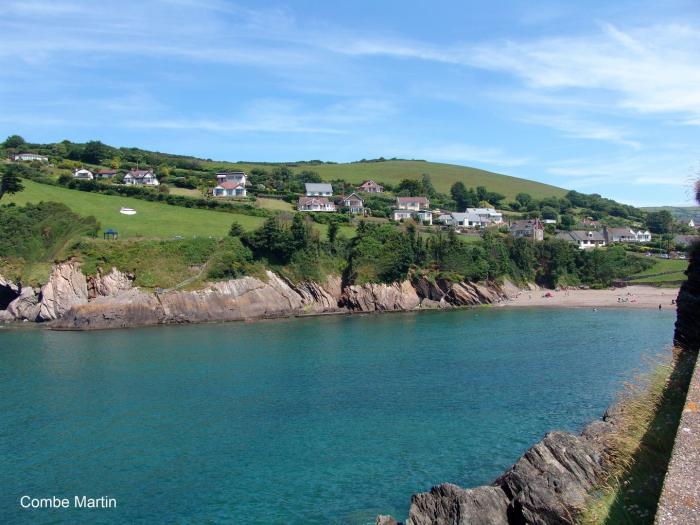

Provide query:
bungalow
left=305, top=183, right=333, bottom=197
left=213, top=171, right=247, bottom=197
left=73, top=168, right=94, bottom=180
left=604, top=227, right=652, bottom=244
left=396, top=196, right=429, bottom=211
left=392, top=209, right=433, bottom=225
left=439, top=212, right=483, bottom=229
left=14, top=153, right=48, bottom=162
left=465, top=207, right=503, bottom=225
left=358, top=180, right=384, bottom=193
left=510, top=219, right=544, bottom=241
left=297, top=196, right=336, bottom=212
left=95, top=169, right=117, bottom=179
left=124, top=169, right=159, bottom=186
left=556, top=230, right=606, bottom=249
left=341, top=193, right=364, bottom=214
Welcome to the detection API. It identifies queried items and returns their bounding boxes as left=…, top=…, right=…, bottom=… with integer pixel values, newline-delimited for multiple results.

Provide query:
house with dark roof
left=510, top=219, right=544, bottom=241
left=14, top=153, right=48, bottom=162
left=341, top=193, right=364, bottom=214
left=124, top=169, right=159, bottom=186
left=95, top=169, right=118, bottom=179
left=604, top=227, right=651, bottom=243
left=438, top=212, right=483, bottom=229
left=556, top=230, right=606, bottom=249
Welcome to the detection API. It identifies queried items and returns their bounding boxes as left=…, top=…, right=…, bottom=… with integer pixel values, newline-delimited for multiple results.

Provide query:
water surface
left=0, top=308, right=675, bottom=524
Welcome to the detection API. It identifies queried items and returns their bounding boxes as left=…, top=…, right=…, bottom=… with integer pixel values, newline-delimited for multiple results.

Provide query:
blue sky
left=1, top=0, right=699, bottom=206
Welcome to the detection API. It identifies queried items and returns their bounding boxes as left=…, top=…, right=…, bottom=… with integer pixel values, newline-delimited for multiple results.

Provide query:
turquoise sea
left=0, top=308, right=675, bottom=524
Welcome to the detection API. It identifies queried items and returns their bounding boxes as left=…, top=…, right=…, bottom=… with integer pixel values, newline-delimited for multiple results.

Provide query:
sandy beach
left=504, top=285, right=680, bottom=309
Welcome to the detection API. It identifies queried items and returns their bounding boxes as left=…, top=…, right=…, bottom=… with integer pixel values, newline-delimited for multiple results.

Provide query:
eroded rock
left=37, top=262, right=89, bottom=321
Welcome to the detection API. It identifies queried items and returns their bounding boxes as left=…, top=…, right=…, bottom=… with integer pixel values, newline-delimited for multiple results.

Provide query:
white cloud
left=520, top=114, right=641, bottom=148
left=411, top=144, right=530, bottom=168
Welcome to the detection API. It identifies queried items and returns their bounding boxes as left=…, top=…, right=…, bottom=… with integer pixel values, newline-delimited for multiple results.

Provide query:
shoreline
left=500, top=285, right=679, bottom=310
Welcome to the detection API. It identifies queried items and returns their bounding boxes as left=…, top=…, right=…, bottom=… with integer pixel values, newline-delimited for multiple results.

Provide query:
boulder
left=496, top=432, right=605, bottom=525
left=37, top=262, right=89, bottom=321
left=6, top=286, right=40, bottom=321
left=376, top=516, right=400, bottom=525
left=406, top=484, right=510, bottom=525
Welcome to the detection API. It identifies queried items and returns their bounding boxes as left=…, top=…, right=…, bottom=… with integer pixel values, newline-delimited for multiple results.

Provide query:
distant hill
left=641, top=206, right=700, bottom=222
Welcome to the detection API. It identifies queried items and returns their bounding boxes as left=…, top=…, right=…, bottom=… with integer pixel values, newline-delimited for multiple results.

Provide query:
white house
left=14, top=153, right=48, bottom=162
left=305, top=183, right=333, bottom=197
left=439, top=212, right=483, bottom=229
left=557, top=230, right=606, bottom=249
left=392, top=209, right=433, bottom=224
left=297, top=196, right=336, bottom=212
left=396, top=196, right=429, bottom=211
left=465, top=207, right=503, bottom=225
left=73, top=168, right=94, bottom=180
left=124, top=169, right=159, bottom=186
left=214, top=171, right=247, bottom=197
left=687, top=219, right=696, bottom=228
left=604, top=227, right=652, bottom=244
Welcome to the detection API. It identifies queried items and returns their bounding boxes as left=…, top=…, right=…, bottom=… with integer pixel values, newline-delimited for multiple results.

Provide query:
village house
left=297, top=196, right=337, bottom=212
left=124, top=169, right=159, bottom=186
left=392, top=209, right=433, bottom=224
left=341, top=193, right=364, bottom=214
left=604, top=227, right=652, bottom=244
left=686, top=219, right=696, bottom=228
left=358, top=180, right=384, bottom=193
left=465, top=207, right=503, bottom=225
left=13, top=153, right=48, bottom=162
left=73, top=168, right=94, bottom=180
left=396, top=196, right=429, bottom=211
left=305, top=183, right=333, bottom=197
left=556, top=230, right=606, bottom=249
left=95, top=169, right=117, bottom=179
left=510, top=219, right=544, bottom=241
left=214, top=171, right=247, bottom=197
left=438, top=212, right=483, bottom=229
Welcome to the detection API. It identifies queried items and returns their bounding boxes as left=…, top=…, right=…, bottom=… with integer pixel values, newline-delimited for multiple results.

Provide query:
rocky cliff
left=0, top=263, right=517, bottom=329
left=674, top=240, right=699, bottom=352
left=376, top=403, right=627, bottom=525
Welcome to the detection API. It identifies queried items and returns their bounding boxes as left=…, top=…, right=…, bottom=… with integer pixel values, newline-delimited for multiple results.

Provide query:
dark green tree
left=229, top=221, right=244, bottom=237
left=515, top=192, right=532, bottom=209
left=0, top=166, right=25, bottom=200
left=3, top=134, right=26, bottom=149
left=645, top=210, right=673, bottom=234
left=421, top=174, right=436, bottom=197
left=396, top=178, right=423, bottom=196
left=450, top=182, right=468, bottom=209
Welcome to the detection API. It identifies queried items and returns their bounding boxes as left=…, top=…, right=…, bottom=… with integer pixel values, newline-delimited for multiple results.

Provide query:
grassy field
left=196, top=159, right=567, bottom=199
left=5, top=180, right=266, bottom=239
left=288, top=160, right=567, bottom=199
left=255, top=197, right=294, bottom=212
left=626, top=258, right=688, bottom=285
left=5, top=180, right=356, bottom=240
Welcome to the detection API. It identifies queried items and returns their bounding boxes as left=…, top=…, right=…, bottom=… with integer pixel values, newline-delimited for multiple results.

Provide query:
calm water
left=0, top=308, right=675, bottom=524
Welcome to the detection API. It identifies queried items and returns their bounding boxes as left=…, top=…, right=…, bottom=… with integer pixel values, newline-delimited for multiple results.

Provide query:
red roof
left=217, top=182, right=242, bottom=190
left=97, top=169, right=117, bottom=174
left=299, top=196, right=331, bottom=205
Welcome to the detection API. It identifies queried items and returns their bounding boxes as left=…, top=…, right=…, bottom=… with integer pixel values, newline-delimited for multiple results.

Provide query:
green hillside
left=4, top=180, right=354, bottom=240
left=287, top=160, right=567, bottom=199
left=641, top=206, right=700, bottom=222
left=5, top=180, right=265, bottom=239
left=199, top=159, right=566, bottom=200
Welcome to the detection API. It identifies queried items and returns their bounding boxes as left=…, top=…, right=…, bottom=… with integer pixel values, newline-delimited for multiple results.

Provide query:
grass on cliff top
left=5, top=179, right=266, bottom=239
left=580, top=348, right=696, bottom=525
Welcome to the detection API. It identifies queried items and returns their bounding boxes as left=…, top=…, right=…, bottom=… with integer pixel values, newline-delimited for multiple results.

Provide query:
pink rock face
left=341, top=280, right=421, bottom=311
left=37, top=262, right=89, bottom=321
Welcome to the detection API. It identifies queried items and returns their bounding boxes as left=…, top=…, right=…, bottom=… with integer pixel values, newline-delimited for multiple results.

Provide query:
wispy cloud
left=411, top=144, right=530, bottom=168
left=521, top=114, right=641, bottom=148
